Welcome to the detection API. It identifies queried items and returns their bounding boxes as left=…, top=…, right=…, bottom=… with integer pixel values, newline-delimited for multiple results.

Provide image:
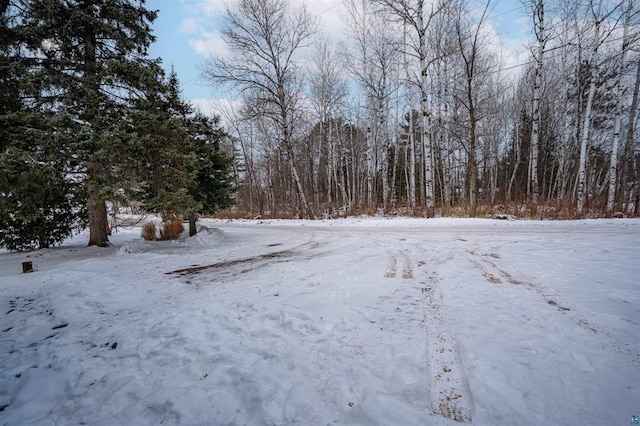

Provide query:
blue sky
left=146, top=0, right=532, bottom=114
left=147, top=0, right=206, bottom=100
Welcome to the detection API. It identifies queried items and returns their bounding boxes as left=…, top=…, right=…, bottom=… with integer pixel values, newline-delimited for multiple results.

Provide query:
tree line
left=1, top=0, right=234, bottom=251
left=206, top=0, right=639, bottom=219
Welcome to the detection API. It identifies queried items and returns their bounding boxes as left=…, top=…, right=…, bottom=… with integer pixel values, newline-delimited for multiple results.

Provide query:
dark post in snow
left=22, top=261, right=33, bottom=273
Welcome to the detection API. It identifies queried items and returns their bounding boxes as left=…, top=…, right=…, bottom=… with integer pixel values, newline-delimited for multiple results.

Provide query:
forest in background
left=206, top=0, right=640, bottom=220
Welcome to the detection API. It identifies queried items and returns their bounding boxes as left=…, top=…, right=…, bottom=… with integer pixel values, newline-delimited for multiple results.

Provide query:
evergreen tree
left=128, top=69, right=198, bottom=219
left=22, top=0, right=163, bottom=247
left=1, top=1, right=233, bottom=249
left=186, top=112, right=235, bottom=235
left=0, top=117, right=81, bottom=251
left=0, top=1, right=81, bottom=251
left=130, top=70, right=235, bottom=236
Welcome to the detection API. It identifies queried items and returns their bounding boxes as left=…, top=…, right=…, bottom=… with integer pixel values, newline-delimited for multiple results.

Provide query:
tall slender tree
left=606, top=0, right=633, bottom=212
left=577, top=0, right=603, bottom=217
left=371, top=0, right=443, bottom=217
left=309, top=39, right=348, bottom=212
left=203, top=0, right=318, bottom=219
left=453, top=0, right=493, bottom=217
left=529, top=0, right=547, bottom=211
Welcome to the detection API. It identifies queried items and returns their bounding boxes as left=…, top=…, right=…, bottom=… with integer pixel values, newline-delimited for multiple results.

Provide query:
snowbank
left=117, top=226, right=225, bottom=255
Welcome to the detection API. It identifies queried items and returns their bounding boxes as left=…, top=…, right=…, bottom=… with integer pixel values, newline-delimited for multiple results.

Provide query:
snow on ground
left=0, top=217, right=638, bottom=425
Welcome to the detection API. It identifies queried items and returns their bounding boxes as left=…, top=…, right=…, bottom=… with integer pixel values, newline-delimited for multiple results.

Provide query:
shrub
left=159, top=219, right=184, bottom=240
left=141, top=222, right=157, bottom=241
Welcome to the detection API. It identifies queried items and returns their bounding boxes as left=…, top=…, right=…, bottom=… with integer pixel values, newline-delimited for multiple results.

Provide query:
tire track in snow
left=401, top=251, right=413, bottom=279
left=466, top=249, right=640, bottom=366
left=385, top=251, right=413, bottom=280
left=384, top=255, right=397, bottom=278
left=418, top=262, right=474, bottom=423
left=381, top=251, right=415, bottom=305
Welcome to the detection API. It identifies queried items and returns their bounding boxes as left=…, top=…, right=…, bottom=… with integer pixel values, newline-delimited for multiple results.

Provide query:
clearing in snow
left=0, top=217, right=638, bottom=425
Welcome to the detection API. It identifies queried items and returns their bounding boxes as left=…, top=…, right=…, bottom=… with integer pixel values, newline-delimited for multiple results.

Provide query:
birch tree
left=528, top=0, right=547, bottom=211
left=344, top=0, right=399, bottom=212
left=203, top=0, right=317, bottom=219
left=309, top=40, right=348, bottom=211
left=576, top=0, right=602, bottom=217
left=622, top=58, right=640, bottom=213
left=453, top=0, right=493, bottom=217
left=606, top=0, right=633, bottom=212
left=576, top=0, right=625, bottom=216
left=371, top=0, right=443, bottom=217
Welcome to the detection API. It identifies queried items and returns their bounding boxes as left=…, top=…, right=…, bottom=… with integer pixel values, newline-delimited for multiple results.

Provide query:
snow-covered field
left=1, top=217, right=638, bottom=425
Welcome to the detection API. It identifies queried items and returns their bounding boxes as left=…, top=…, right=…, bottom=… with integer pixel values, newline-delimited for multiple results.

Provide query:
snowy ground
left=0, top=217, right=638, bottom=425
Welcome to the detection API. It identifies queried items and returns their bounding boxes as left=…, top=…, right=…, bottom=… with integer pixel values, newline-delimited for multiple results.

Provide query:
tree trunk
left=417, top=16, right=435, bottom=217
left=188, top=212, right=197, bottom=237
left=466, top=56, right=478, bottom=216
left=409, top=111, right=417, bottom=212
left=576, top=1, right=601, bottom=217
left=83, top=3, right=109, bottom=247
left=327, top=120, right=334, bottom=207
left=576, top=73, right=596, bottom=217
left=622, top=59, right=640, bottom=213
left=607, top=0, right=631, bottom=212
left=379, top=100, right=390, bottom=213
left=289, top=152, right=314, bottom=219
left=366, top=121, right=374, bottom=206
left=87, top=180, right=109, bottom=247
left=530, top=0, right=545, bottom=211
left=468, top=111, right=478, bottom=217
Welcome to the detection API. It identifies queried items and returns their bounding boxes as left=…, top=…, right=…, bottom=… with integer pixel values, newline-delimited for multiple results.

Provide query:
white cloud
left=180, top=0, right=231, bottom=59
left=189, top=30, right=229, bottom=58
left=197, top=0, right=228, bottom=17
left=180, top=17, right=202, bottom=34
left=184, top=0, right=535, bottom=98
left=185, top=0, right=350, bottom=60
left=189, top=97, right=244, bottom=128
left=304, top=0, right=348, bottom=44
left=189, top=98, right=220, bottom=116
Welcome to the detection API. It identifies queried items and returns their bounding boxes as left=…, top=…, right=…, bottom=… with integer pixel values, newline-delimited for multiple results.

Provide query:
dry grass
left=141, top=218, right=184, bottom=241
left=159, top=219, right=184, bottom=240
left=141, top=222, right=157, bottom=241
left=211, top=200, right=636, bottom=221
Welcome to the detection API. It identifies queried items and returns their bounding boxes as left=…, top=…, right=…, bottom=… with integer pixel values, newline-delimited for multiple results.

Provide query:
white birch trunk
left=623, top=59, right=640, bottom=213
left=606, top=0, right=631, bottom=212
left=530, top=0, right=545, bottom=208
left=418, top=5, right=435, bottom=217
left=366, top=120, right=374, bottom=206
left=577, top=0, right=601, bottom=217
left=409, top=111, right=417, bottom=211
left=506, top=123, right=521, bottom=203
left=442, top=61, right=452, bottom=208
left=558, top=78, right=573, bottom=202
left=380, top=99, right=390, bottom=213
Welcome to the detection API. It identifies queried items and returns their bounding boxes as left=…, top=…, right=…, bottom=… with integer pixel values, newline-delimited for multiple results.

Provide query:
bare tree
left=576, top=0, right=602, bottom=216
left=343, top=0, right=400, bottom=213
left=452, top=0, right=493, bottom=217
left=528, top=0, right=547, bottom=211
left=576, top=0, right=624, bottom=216
left=622, top=58, right=640, bottom=213
left=309, top=39, right=348, bottom=212
left=607, top=0, right=633, bottom=212
left=202, top=0, right=317, bottom=218
left=371, top=0, right=444, bottom=217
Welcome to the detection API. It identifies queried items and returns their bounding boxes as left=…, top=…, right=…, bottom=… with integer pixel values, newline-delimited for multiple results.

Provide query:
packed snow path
left=1, top=218, right=638, bottom=425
